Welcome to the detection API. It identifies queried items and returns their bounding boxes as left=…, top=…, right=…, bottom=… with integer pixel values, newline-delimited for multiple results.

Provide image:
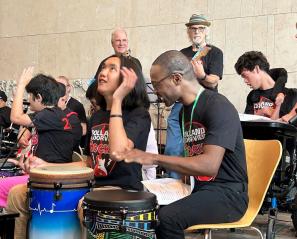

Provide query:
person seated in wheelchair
left=112, top=50, right=248, bottom=239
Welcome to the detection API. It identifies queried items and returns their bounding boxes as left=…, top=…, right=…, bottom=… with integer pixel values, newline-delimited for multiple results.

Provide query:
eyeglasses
left=151, top=73, right=172, bottom=89
left=189, top=26, right=206, bottom=33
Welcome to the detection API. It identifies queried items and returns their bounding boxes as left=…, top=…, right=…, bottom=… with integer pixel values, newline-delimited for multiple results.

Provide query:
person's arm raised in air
left=109, top=67, right=136, bottom=155
left=11, top=67, right=34, bottom=127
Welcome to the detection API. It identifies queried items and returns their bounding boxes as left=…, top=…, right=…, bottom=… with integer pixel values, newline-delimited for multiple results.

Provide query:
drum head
left=84, top=190, right=157, bottom=210
left=29, top=165, right=94, bottom=184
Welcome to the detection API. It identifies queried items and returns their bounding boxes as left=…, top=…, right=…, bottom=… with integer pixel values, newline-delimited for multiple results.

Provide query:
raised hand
left=113, top=67, right=137, bottom=101
left=18, top=66, right=34, bottom=86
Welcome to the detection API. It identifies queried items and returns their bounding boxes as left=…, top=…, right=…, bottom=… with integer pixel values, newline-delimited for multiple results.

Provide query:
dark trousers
left=156, top=183, right=248, bottom=239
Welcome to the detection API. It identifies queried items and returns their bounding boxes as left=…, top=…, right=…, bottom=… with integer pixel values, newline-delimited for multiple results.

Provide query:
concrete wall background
left=0, top=0, right=296, bottom=112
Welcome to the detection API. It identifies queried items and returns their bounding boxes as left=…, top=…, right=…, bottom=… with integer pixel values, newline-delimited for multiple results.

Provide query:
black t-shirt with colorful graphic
left=245, top=87, right=297, bottom=118
left=180, top=89, right=247, bottom=187
left=30, top=107, right=82, bottom=163
left=85, top=107, right=151, bottom=190
left=180, top=44, right=223, bottom=91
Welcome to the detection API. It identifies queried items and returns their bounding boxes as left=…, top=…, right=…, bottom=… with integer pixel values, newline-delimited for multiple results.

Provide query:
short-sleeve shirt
left=85, top=107, right=151, bottom=190
left=180, top=89, right=247, bottom=188
left=30, top=107, right=81, bottom=163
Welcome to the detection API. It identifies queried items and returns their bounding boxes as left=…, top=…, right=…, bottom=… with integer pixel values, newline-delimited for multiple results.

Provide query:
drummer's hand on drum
left=113, top=67, right=137, bottom=101
left=112, top=149, right=156, bottom=165
left=21, top=155, right=48, bottom=173
left=18, top=67, right=34, bottom=86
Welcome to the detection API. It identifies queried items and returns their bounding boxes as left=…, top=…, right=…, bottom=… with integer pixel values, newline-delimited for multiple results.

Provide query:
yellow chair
left=186, top=139, right=282, bottom=239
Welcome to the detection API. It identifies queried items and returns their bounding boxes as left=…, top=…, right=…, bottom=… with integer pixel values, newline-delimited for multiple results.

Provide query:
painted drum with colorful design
left=28, top=165, right=94, bottom=239
left=83, top=190, right=158, bottom=239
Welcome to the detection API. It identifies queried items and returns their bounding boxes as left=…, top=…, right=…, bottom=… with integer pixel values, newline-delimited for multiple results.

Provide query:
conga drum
left=83, top=190, right=158, bottom=239
left=0, top=158, right=23, bottom=178
left=28, top=165, right=94, bottom=239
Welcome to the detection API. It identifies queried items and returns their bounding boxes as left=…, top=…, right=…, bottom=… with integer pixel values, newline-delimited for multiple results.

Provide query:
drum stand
left=146, top=83, right=166, bottom=154
left=0, top=208, right=19, bottom=239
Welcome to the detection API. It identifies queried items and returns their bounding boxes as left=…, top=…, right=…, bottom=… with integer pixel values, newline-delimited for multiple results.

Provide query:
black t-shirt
left=0, top=106, right=11, bottom=128
left=180, top=89, right=247, bottom=187
left=85, top=107, right=151, bottom=190
left=245, top=87, right=297, bottom=118
left=67, top=97, right=87, bottom=123
left=30, top=107, right=81, bottom=163
left=63, top=108, right=83, bottom=152
left=180, top=44, right=223, bottom=91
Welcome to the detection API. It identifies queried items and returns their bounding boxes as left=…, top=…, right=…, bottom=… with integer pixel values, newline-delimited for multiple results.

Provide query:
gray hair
left=111, top=27, right=128, bottom=42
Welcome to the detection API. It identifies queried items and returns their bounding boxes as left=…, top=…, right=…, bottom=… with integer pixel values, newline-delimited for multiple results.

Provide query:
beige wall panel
left=129, top=25, right=177, bottom=78
left=273, top=13, right=297, bottom=72
left=262, top=0, right=294, bottom=14
left=175, top=24, right=193, bottom=50
left=80, top=30, right=112, bottom=79
left=211, top=19, right=226, bottom=51
left=175, top=0, right=208, bottom=22
left=0, top=36, right=38, bottom=80
left=219, top=74, right=250, bottom=113
left=208, top=0, right=241, bottom=19
left=116, top=0, right=161, bottom=27
left=224, top=17, right=253, bottom=75
left=292, top=0, right=297, bottom=12
left=56, top=0, right=117, bottom=32
left=240, top=0, right=263, bottom=17
left=252, top=16, right=268, bottom=53
left=55, top=33, right=81, bottom=79
left=266, top=15, right=275, bottom=66
left=0, top=0, right=58, bottom=37
left=54, top=30, right=112, bottom=79
left=37, top=35, right=58, bottom=77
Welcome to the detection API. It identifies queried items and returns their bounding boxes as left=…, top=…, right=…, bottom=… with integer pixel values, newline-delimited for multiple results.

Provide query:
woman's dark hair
left=94, top=55, right=150, bottom=111
left=85, top=80, right=98, bottom=100
left=25, top=74, right=61, bottom=106
left=234, top=51, right=270, bottom=75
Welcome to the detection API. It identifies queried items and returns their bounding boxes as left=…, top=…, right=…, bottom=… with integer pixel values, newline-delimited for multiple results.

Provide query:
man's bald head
left=151, top=50, right=196, bottom=81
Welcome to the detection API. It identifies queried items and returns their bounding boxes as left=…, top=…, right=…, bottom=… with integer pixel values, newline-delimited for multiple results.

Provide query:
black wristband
left=110, top=114, right=122, bottom=118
